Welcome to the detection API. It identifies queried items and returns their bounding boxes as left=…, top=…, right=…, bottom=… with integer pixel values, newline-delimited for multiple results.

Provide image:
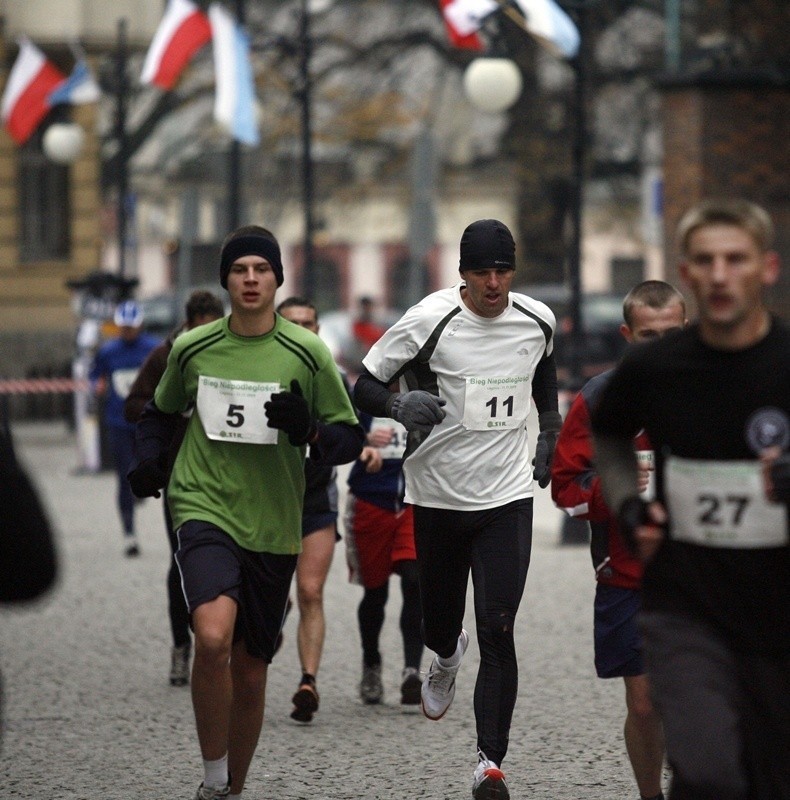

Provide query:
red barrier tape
left=0, top=378, right=88, bottom=395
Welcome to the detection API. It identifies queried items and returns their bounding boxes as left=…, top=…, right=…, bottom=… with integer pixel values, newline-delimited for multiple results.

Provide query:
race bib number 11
left=197, top=376, right=280, bottom=444
left=462, top=375, right=530, bottom=431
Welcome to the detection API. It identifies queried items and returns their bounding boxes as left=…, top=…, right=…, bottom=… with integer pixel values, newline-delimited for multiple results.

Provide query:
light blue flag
left=48, top=59, right=101, bottom=106
left=513, top=0, right=580, bottom=59
left=210, top=2, right=260, bottom=146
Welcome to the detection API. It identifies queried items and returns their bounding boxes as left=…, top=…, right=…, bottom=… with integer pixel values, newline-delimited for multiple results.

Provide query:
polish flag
left=140, top=0, right=212, bottom=90
left=209, top=3, right=259, bottom=146
left=1, top=37, right=65, bottom=144
left=439, top=0, right=485, bottom=50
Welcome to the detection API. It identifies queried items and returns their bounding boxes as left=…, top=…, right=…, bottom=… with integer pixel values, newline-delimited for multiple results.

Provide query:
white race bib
left=369, top=417, right=407, bottom=459
left=111, top=368, right=139, bottom=399
left=462, top=375, right=530, bottom=431
left=197, top=376, right=280, bottom=445
left=665, top=455, right=788, bottom=548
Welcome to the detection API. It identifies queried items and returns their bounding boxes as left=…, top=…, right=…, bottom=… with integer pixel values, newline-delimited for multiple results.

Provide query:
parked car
left=514, top=283, right=627, bottom=390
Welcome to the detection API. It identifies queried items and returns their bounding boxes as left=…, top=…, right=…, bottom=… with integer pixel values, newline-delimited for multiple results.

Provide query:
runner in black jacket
left=592, top=199, right=790, bottom=800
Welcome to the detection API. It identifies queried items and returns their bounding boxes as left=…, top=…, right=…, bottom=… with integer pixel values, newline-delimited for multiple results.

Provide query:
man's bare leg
left=624, top=673, right=665, bottom=799
left=227, top=640, right=268, bottom=794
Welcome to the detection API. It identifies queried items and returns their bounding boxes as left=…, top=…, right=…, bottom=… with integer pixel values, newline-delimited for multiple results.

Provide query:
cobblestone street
left=1, top=421, right=644, bottom=799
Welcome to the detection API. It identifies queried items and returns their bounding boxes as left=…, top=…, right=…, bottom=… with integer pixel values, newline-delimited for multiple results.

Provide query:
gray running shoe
left=421, top=629, right=469, bottom=720
left=360, top=663, right=383, bottom=704
left=194, top=782, right=230, bottom=800
left=169, top=643, right=191, bottom=686
left=400, top=667, right=422, bottom=705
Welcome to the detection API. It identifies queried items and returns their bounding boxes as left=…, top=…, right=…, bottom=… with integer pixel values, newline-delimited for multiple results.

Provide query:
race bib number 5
left=197, top=376, right=280, bottom=444
left=666, top=455, right=788, bottom=548
left=462, top=375, right=530, bottom=431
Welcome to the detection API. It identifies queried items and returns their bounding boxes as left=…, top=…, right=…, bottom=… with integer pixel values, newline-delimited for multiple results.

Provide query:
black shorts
left=594, top=584, right=644, bottom=678
left=175, top=520, right=297, bottom=662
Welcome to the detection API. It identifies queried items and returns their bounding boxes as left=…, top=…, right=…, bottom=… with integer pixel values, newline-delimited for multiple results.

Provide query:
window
left=18, top=126, right=71, bottom=261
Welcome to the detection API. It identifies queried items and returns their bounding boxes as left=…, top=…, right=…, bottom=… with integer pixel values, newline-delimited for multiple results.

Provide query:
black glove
left=770, top=453, right=790, bottom=505
left=616, top=495, right=651, bottom=557
left=532, top=410, right=562, bottom=489
left=127, top=455, right=168, bottom=499
left=265, top=379, right=316, bottom=446
left=386, top=390, right=446, bottom=434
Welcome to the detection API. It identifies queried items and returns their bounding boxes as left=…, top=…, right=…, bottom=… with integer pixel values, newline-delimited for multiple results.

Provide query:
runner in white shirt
left=354, top=219, right=560, bottom=800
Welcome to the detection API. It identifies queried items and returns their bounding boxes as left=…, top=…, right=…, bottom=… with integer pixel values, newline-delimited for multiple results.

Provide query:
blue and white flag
left=209, top=2, right=259, bottom=146
left=48, top=59, right=101, bottom=106
left=512, top=0, right=579, bottom=59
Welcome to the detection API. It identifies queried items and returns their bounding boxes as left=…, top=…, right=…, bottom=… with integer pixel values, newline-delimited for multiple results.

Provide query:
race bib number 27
left=666, top=455, right=787, bottom=548
left=197, top=376, right=280, bottom=444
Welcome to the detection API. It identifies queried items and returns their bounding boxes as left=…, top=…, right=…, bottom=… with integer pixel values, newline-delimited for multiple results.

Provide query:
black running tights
left=413, top=499, right=533, bottom=767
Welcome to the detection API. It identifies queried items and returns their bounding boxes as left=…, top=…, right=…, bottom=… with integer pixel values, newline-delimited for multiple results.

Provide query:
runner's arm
left=308, top=420, right=365, bottom=466
left=531, top=352, right=559, bottom=415
left=551, top=392, right=611, bottom=522
left=353, top=369, right=395, bottom=418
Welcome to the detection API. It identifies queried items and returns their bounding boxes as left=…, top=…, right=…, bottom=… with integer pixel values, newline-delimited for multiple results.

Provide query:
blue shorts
left=302, top=474, right=340, bottom=539
left=175, top=520, right=297, bottom=662
left=594, top=584, right=644, bottom=678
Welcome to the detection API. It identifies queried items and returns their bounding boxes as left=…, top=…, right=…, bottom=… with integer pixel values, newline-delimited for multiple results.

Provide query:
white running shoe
left=472, top=754, right=509, bottom=800
left=194, top=782, right=230, bottom=800
left=420, top=629, right=469, bottom=720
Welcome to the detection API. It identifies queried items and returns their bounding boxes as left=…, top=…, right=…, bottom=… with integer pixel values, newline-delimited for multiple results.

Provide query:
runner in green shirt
left=129, top=225, right=363, bottom=800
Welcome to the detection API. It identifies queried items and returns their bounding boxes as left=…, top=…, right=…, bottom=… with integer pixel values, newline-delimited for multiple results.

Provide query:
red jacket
left=551, top=370, right=649, bottom=590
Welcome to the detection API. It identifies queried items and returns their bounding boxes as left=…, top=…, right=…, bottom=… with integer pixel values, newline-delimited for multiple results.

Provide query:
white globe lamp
left=463, top=57, right=523, bottom=114
left=43, top=122, right=85, bottom=164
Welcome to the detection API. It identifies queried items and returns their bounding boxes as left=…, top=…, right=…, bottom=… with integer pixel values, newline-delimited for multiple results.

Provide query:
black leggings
left=358, top=560, right=423, bottom=670
left=414, top=499, right=533, bottom=767
left=164, top=493, right=191, bottom=648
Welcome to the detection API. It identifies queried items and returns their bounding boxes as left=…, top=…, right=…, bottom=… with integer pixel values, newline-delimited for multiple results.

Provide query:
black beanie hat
left=459, top=219, right=516, bottom=272
left=219, top=232, right=284, bottom=289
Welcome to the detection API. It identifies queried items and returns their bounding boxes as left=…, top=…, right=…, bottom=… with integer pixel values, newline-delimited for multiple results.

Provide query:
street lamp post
left=299, top=0, right=316, bottom=297
left=114, top=18, right=130, bottom=279
left=253, top=1, right=319, bottom=297
left=227, top=0, right=245, bottom=233
left=565, top=0, right=588, bottom=393
left=558, top=0, right=592, bottom=547
left=42, top=19, right=130, bottom=281
left=463, top=2, right=590, bottom=394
